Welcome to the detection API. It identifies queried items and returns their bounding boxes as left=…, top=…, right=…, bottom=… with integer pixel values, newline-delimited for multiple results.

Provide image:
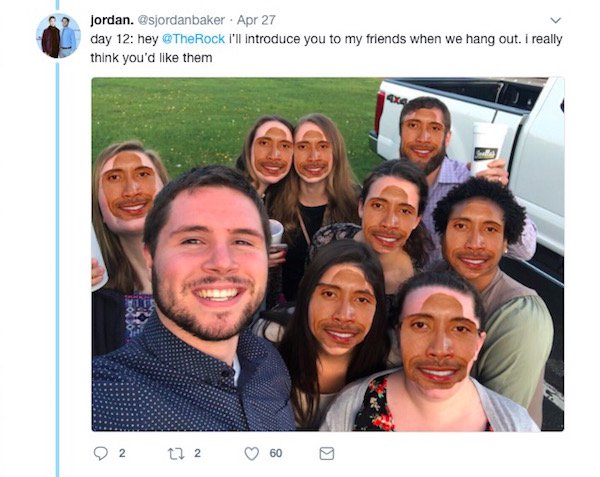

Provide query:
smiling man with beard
left=398, top=96, right=537, bottom=265
left=92, top=165, right=295, bottom=431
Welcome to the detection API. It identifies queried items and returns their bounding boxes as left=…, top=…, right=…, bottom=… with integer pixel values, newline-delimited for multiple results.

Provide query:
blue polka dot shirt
left=92, top=314, right=295, bottom=431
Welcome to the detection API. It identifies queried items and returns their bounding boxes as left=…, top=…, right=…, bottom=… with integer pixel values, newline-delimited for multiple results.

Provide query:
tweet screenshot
left=2, top=0, right=593, bottom=475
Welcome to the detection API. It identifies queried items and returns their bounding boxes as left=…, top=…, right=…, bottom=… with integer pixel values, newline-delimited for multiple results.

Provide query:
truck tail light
left=374, top=90, right=385, bottom=136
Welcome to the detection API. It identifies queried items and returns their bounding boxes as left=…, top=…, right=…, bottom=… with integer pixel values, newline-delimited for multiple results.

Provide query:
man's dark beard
left=152, top=268, right=261, bottom=342
left=400, top=146, right=447, bottom=176
left=422, top=149, right=446, bottom=176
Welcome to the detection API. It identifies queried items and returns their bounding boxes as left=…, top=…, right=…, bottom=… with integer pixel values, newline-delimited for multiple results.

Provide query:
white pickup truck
left=370, top=77, right=564, bottom=286
left=369, top=78, right=565, bottom=430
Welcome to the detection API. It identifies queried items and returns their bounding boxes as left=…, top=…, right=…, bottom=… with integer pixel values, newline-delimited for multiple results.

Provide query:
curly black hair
left=432, top=177, right=526, bottom=245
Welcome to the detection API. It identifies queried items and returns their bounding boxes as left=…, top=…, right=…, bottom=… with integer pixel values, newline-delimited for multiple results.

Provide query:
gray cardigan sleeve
left=474, top=379, right=540, bottom=432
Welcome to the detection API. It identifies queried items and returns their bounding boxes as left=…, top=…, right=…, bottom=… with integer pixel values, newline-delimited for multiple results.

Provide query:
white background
left=0, top=0, right=595, bottom=475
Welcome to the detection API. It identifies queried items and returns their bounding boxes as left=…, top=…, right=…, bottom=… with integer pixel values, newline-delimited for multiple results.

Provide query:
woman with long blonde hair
left=92, top=140, right=169, bottom=355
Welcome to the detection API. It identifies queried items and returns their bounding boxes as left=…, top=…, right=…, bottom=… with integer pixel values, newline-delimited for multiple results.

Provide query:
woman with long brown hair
left=270, top=113, right=360, bottom=301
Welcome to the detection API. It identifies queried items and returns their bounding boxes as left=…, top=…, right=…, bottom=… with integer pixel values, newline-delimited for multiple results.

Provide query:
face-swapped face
left=62, top=18, right=68, bottom=27
left=359, top=176, right=421, bottom=255
left=308, top=264, right=377, bottom=358
left=251, top=121, right=293, bottom=188
left=400, top=108, right=451, bottom=175
left=442, top=198, right=508, bottom=292
left=98, top=151, right=164, bottom=236
left=400, top=286, right=485, bottom=394
left=49, top=18, right=56, bottom=26
left=146, top=187, right=268, bottom=342
left=293, top=122, right=334, bottom=184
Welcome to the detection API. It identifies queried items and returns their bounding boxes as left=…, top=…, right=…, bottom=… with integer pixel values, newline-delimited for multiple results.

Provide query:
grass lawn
left=92, top=77, right=385, bottom=182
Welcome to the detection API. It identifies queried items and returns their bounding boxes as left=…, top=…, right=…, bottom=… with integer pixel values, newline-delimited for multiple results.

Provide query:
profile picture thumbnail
left=36, top=13, right=80, bottom=58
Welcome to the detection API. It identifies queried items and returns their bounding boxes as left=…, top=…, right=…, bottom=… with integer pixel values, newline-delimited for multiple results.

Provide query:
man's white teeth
left=197, top=289, right=238, bottom=301
left=122, top=204, right=144, bottom=211
left=377, top=236, right=398, bottom=243
left=329, top=331, right=354, bottom=339
left=463, top=258, right=485, bottom=265
left=424, top=369, right=454, bottom=377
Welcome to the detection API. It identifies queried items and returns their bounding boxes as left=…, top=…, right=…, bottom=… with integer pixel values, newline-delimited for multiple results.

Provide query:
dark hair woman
left=275, top=240, right=389, bottom=429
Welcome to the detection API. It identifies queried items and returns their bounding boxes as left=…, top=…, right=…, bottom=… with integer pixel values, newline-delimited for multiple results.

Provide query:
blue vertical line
left=55, top=6, right=60, bottom=477
left=55, top=61, right=60, bottom=477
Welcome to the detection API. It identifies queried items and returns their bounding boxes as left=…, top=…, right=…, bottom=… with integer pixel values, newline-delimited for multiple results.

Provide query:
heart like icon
left=244, top=447, right=259, bottom=461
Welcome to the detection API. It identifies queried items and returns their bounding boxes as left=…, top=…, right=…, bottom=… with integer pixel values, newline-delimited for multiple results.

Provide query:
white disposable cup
left=471, top=122, right=508, bottom=176
left=269, top=219, right=284, bottom=245
left=92, top=224, right=109, bottom=292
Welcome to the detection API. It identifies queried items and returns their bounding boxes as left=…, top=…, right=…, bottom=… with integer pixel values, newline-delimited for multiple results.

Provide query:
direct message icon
left=244, top=447, right=259, bottom=461
left=94, top=446, right=108, bottom=461
left=319, top=447, right=334, bottom=460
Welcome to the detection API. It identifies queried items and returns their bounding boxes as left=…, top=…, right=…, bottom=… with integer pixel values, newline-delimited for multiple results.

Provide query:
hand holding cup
left=471, top=122, right=507, bottom=177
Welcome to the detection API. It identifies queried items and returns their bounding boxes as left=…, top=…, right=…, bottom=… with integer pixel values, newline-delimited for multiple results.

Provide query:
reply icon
left=94, top=446, right=108, bottom=461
